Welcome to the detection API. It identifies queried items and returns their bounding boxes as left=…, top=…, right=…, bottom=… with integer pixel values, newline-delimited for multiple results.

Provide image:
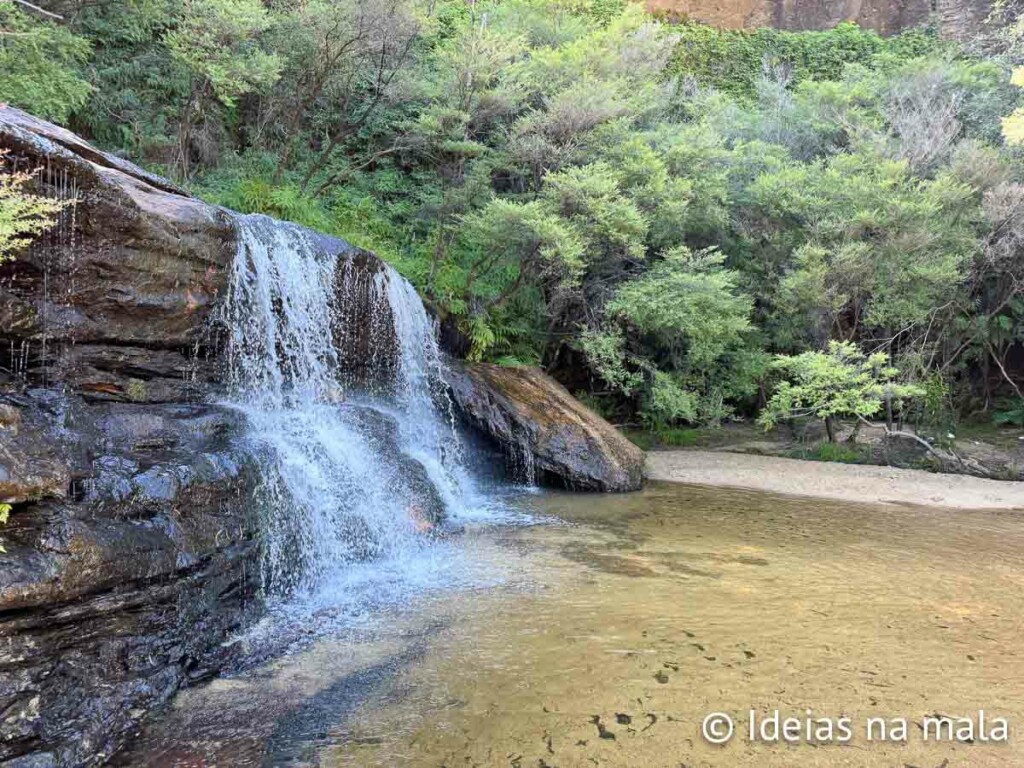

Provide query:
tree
left=1001, top=66, right=1024, bottom=144
left=163, top=0, right=281, bottom=177
left=758, top=341, right=922, bottom=441
left=581, top=247, right=760, bottom=426
left=12, top=0, right=1020, bottom=429
left=268, top=0, right=421, bottom=193
left=0, top=151, right=67, bottom=263
left=0, top=0, right=91, bottom=122
left=746, top=150, right=975, bottom=342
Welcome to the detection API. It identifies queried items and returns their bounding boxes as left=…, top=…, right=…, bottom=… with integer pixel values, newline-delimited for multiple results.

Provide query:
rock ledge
left=448, top=362, right=644, bottom=492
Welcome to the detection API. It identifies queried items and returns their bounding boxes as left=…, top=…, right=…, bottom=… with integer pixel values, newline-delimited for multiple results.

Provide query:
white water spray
left=224, top=214, right=479, bottom=597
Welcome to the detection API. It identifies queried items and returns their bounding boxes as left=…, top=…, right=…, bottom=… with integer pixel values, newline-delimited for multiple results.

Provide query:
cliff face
left=646, top=0, right=992, bottom=39
left=0, top=107, right=387, bottom=768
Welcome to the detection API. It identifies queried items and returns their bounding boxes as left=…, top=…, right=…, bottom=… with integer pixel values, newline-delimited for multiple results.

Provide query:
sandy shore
left=646, top=449, right=1024, bottom=510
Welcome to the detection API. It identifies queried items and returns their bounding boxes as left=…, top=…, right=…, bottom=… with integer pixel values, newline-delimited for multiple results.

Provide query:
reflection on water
left=117, top=483, right=1024, bottom=767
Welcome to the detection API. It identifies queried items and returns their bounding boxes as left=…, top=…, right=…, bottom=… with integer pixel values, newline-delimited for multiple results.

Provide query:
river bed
left=116, top=482, right=1024, bottom=767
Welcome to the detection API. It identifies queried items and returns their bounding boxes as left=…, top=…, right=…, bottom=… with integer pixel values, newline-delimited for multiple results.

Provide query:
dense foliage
left=4, top=0, right=1024, bottom=433
left=758, top=342, right=924, bottom=441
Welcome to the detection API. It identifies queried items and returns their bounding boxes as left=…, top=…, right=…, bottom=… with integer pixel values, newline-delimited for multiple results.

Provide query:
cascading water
left=224, top=214, right=481, bottom=599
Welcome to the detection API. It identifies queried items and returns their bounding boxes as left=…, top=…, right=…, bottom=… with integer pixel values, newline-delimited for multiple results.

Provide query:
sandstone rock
left=448, top=362, right=644, bottom=492
left=345, top=405, right=448, bottom=526
left=0, top=107, right=412, bottom=768
left=0, top=397, right=69, bottom=505
left=0, top=109, right=260, bottom=767
left=332, top=251, right=403, bottom=392
left=0, top=394, right=260, bottom=767
left=0, top=105, right=234, bottom=401
left=645, top=0, right=990, bottom=40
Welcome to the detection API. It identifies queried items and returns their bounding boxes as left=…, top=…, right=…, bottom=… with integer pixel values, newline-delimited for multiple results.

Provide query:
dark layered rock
left=331, top=252, right=403, bottom=393
left=0, top=105, right=234, bottom=403
left=0, top=105, right=420, bottom=768
left=447, top=362, right=645, bottom=492
left=0, top=401, right=67, bottom=505
left=0, top=391, right=260, bottom=768
left=0, top=108, right=264, bottom=768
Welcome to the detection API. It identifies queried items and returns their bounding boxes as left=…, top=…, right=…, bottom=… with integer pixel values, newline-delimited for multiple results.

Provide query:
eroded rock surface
left=0, top=108, right=261, bottom=768
left=0, top=391, right=260, bottom=768
left=448, top=363, right=644, bottom=492
left=0, top=105, right=235, bottom=404
left=0, top=105, right=438, bottom=768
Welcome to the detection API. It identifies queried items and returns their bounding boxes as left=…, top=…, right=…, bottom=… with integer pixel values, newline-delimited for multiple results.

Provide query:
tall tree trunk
left=824, top=415, right=836, bottom=443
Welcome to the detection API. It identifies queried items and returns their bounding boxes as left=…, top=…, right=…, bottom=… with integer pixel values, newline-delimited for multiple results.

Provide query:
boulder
left=447, top=362, right=644, bottom=492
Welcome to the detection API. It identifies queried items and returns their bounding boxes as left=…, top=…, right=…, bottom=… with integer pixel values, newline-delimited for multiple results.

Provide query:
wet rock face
left=0, top=392, right=260, bottom=768
left=345, top=405, right=447, bottom=526
left=0, top=108, right=262, bottom=768
left=447, top=363, right=645, bottom=492
left=0, top=107, right=420, bottom=768
left=332, top=250, right=400, bottom=391
left=0, top=106, right=235, bottom=402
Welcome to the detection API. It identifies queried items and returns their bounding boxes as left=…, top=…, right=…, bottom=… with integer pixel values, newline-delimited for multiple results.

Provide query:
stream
left=116, top=482, right=1024, bottom=767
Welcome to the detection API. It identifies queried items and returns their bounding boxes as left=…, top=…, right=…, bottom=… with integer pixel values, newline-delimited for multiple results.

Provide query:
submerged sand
left=121, top=484, right=1024, bottom=768
left=646, top=449, right=1024, bottom=510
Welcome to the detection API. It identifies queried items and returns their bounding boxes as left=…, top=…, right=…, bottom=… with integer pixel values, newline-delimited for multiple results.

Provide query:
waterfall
left=224, top=214, right=477, bottom=597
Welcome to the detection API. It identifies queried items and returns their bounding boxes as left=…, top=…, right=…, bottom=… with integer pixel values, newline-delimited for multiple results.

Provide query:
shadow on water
left=258, top=620, right=447, bottom=767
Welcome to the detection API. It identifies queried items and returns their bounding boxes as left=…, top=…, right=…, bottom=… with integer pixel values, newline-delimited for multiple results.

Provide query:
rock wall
left=645, top=0, right=992, bottom=39
left=0, top=107, right=384, bottom=768
left=0, top=106, right=261, bottom=767
left=0, top=395, right=261, bottom=767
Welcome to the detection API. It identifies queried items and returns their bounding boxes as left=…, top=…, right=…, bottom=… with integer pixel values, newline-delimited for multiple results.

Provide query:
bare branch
left=12, top=0, right=63, bottom=20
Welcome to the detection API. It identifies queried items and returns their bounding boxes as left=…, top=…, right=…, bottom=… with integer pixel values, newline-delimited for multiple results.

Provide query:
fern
left=993, top=398, right=1024, bottom=427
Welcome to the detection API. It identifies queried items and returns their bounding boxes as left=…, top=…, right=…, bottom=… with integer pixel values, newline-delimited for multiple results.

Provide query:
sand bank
left=646, top=449, right=1024, bottom=510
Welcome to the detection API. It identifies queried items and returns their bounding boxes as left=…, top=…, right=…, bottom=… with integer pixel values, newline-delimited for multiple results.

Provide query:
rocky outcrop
left=0, top=106, right=270, bottom=767
left=447, top=363, right=645, bottom=492
left=0, top=106, right=403, bottom=767
left=0, top=392, right=260, bottom=768
left=0, top=107, right=235, bottom=399
left=646, top=0, right=992, bottom=40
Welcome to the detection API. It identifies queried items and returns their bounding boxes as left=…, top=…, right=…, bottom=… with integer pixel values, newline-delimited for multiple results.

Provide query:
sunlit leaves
left=163, top=0, right=280, bottom=107
left=0, top=0, right=92, bottom=122
left=759, top=341, right=924, bottom=434
left=0, top=151, right=68, bottom=263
